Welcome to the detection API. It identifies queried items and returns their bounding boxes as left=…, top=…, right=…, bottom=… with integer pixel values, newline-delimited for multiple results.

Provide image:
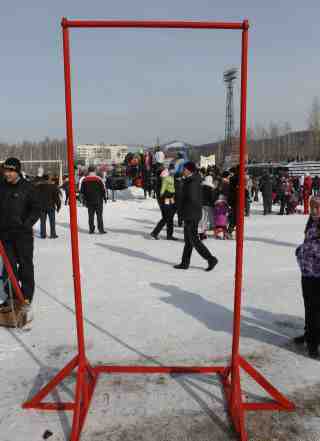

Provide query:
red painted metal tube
left=0, top=240, right=25, bottom=303
left=62, top=18, right=245, bottom=30
left=62, top=26, right=87, bottom=366
left=243, top=402, right=294, bottom=412
left=239, top=356, right=295, bottom=410
left=94, top=365, right=227, bottom=374
left=26, top=403, right=76, bottom=411
left=78, top=375, right=98, bottom=435
left=231, top=21, right=249, bottom=375
left=22, top=355, right=79, bottom=408
left=71, top=366, right=85, bottom=440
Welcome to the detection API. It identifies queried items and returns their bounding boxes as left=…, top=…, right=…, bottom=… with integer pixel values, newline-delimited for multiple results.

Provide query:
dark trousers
left=87, top=204, right=104, bottom=233
left=252, top=188, right=259, bottom=202
left=182, top=220, right=214, bottom=266
left=144, top=188, right=152, bottom=198
left=152, top=204, right=176, bottom=238
left=263, top=196, right=272, bottom=215
left=177, top=212, right=183, bottom=227
left=40, top=208, right=56, bottom=238
left=1, top=236, right=35, bottom=303
left=245, top=197, right=251, bottom=217
left=279, top=195, right=290, bottom=214
left=228, top=207, right=237, bottom=234
left=302, top=277, right=320, bottom=347
left=108, top=188, right=117, bottom=202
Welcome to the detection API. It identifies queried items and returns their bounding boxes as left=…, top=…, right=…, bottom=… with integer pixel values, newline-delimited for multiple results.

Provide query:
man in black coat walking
left=260, top=172, right=273, bottom=215
left=0, top=157, right=41, bottom=310
left=174, top=162, right=218, bottom=271
left=80, top=166, right=107, bottom=234
left=37, top=175, right=62, bottom=238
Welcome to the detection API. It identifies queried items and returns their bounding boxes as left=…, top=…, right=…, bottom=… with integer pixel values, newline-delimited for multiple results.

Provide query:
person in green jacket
left=151, top=166, right=178, bottom=240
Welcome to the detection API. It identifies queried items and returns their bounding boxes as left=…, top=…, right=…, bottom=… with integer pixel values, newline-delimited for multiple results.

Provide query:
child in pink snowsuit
left=213, top=196, right=229, bottom=239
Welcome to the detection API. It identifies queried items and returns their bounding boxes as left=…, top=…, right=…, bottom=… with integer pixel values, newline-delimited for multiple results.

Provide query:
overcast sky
left=1, top=1, right=319, bottom=146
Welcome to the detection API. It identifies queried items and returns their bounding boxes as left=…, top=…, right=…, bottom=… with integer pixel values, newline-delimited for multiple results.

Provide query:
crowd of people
left=0, top=153, right=320, bottom=359
left=257, top=173, right=320, bottom=216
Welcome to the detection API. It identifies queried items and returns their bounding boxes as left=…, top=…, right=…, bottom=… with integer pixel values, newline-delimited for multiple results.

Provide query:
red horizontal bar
left=62, top=18, right=246, bottom=30
left=23, top=402, right=75, bottom=411
left=94, top=365, right=227, bottom=374
left=243, top=402, right=295, bottom=412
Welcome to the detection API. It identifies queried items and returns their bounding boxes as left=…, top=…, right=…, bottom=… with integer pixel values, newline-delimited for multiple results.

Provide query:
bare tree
left=0, top=138, right=67, bottom=175
left=308, top=97, right=320, bottom=157
left=308, top=97, right=320, bottom=130
left=282, top=122, right=292, bottom=161
left=268, top=121, right=280, bottom=139
left=253, top=123, right=268, bottom=140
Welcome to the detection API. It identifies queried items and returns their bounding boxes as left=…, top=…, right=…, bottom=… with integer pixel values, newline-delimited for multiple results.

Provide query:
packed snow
left=0, top=189, right=319, bottom=441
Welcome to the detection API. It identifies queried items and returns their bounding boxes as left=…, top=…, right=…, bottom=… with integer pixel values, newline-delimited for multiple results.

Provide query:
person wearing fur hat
left=174, top=162, right=218, bottom=271
left=295, top=196, right=320, bottom=358
left=0, top=158, right=42, bottom=317
left=151, top=166, right=178, bottom=240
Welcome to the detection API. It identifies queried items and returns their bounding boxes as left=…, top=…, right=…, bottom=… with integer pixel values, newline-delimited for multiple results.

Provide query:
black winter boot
left=206, top=257, right=218, bottom=272
left=293, top=335, right=305, bottom=345
left=174, top=263, right=189, bottom=270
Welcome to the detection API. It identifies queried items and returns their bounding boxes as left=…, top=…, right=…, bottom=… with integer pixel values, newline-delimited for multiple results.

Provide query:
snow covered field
left=0, top=190, right=319, bottom=441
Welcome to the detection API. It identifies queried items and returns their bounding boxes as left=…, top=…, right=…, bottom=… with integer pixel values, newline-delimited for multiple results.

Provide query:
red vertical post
left=61, top=18, right=87, bottom=366
left=230, top=19, right=249, bottom=396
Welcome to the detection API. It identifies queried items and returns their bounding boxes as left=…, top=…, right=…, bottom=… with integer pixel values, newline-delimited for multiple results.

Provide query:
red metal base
left=0, top=240, right=27, bottom=305
left=23, top=355, right=98, bottom=441
left=23, top=354, right=294, bottom=441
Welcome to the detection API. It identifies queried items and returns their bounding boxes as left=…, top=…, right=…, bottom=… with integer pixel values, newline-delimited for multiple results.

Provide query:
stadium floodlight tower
left=224, top=67, right=238, bottom=165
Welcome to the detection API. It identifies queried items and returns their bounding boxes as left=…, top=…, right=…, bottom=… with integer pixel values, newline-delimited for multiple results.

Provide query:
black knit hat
left=183, top=161, right=197, bottom=173
left=3, top=157, right=21, bottom=174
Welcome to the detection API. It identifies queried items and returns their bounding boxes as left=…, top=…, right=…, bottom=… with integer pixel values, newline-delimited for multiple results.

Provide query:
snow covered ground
left=0, top=189, right=319, bottom=441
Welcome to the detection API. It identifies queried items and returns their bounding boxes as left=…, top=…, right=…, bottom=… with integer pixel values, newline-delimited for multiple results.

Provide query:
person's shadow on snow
left=57, top=220, right=161, bottom=240
left=125, top=217, right=156, bottom=226
left=151, top=283, right=305, bottom=355
left=96, top=243, right=202, bottom=269
left=96, top=243, right=174, bottom=266
left=244, top=236, right=298, bottom=248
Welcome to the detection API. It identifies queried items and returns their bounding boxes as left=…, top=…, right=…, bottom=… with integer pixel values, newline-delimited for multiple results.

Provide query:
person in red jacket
left=80, top=166, right=107, bottom=234
left=303, top=174, right=313, bottom=215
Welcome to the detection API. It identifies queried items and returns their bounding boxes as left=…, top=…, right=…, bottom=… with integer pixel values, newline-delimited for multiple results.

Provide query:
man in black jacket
left=0, top=157, right=41, bottom=309
left=80, top=166, right=107, bottom=234
left=260, top=172, right=273, bottom=215
left=37, top=175, right=62, bottom=238
left=174, top=162, right=218, bottom=271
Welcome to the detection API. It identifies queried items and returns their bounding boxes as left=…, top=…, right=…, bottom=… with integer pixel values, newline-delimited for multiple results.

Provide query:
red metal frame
left=0, top=241, right=26, bottom=304
left=19, top=18, right=295, bottom=441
